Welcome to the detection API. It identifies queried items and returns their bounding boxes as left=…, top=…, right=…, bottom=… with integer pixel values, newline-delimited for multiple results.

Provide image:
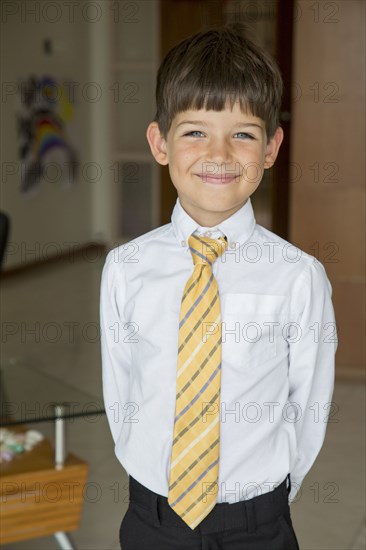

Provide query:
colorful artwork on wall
left=16, top=75, right=79, bottom=196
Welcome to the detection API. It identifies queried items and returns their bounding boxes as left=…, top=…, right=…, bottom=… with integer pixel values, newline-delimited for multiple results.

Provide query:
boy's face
left=146, top=100, right=283, bottom=227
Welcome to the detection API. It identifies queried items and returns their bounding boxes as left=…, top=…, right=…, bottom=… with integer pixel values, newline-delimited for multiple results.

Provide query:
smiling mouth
left=195, top=174, right=240, bottom=184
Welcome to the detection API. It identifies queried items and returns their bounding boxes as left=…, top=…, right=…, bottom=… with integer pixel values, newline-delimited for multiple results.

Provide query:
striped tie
left=168, top=233, right=228, bottom=530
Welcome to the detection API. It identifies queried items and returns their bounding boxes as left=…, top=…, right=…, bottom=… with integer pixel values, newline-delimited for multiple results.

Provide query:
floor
left=1, top=249, right=365, bottom=550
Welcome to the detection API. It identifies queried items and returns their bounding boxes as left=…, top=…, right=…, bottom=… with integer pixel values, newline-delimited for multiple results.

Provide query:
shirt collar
left=171, top=196, right=256, bottom=250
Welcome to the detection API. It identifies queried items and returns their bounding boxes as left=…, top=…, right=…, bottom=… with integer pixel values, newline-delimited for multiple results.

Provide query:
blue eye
left=235, top=132, right=255, bottom=139
left=184, top=131, right=204, bottom=137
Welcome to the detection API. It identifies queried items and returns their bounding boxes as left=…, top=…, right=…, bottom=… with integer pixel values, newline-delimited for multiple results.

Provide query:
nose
left=206, top=137, right=233, bottom=165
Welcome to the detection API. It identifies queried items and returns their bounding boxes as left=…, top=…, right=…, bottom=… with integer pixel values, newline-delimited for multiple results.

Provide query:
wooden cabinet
left=0, top=437, right=88, bottom=545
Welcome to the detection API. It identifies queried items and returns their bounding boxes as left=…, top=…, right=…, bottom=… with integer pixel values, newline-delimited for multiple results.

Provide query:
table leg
left=54, top=404, right=66, bottom=469
left=54, top=531, right=76, bottom=550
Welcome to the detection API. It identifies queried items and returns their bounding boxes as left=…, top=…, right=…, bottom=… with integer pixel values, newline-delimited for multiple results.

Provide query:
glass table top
left=0, top=358, right=105, bottom=426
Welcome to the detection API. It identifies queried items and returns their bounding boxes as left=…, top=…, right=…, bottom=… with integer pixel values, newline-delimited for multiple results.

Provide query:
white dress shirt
left=100, top=196, right=338, bottom=504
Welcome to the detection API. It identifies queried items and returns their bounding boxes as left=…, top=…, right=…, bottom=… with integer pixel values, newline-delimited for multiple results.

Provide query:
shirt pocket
left=221, top=293, right=288, bottom=371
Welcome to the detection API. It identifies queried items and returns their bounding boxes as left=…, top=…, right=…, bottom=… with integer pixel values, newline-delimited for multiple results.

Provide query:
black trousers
left=119, top=474, right=300, bottom=550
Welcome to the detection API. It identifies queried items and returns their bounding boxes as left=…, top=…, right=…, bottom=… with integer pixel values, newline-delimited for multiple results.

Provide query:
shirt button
left=204, top=231, right=212, bottom=237
left=230, top=242, right=237, bottom=249
left=181, top=240, right=186, bottom=247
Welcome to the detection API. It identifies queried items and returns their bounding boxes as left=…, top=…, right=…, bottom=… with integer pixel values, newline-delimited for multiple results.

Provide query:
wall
left=290, top=0, right=365, bottom=377
left=0, top=0, right=113, bottom=270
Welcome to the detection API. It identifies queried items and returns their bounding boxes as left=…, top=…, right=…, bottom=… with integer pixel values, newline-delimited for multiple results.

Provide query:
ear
left=146, top=122, right=169, bottom=166
left=263, top=127, right=284, bottom=169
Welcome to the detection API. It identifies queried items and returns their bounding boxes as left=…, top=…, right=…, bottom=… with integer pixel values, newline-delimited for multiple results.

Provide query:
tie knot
left=188, top=234, right=228, bottom=266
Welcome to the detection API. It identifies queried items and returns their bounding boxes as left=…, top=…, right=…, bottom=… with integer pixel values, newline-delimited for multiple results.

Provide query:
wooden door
left=158, top=0, right=294, bottom=242
left=159, top=0, right=224, bottom=225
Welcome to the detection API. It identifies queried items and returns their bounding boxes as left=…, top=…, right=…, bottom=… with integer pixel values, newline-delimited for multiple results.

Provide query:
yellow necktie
left=168, top=233, right=228, bottom=530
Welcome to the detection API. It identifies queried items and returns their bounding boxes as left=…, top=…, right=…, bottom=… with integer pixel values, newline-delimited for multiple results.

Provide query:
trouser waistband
left=127, top=474, right=292, bottom=535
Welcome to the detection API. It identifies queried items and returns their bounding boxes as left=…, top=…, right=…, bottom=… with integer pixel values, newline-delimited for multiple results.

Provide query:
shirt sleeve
left=286, top=258, right=338, bottom=503
left=100, top=249, right=132, bottom=445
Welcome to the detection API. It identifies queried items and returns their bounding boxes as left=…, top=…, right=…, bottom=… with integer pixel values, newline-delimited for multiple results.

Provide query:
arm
left=286, top=258, right=338, bottom=503
left=100, top=250, right=132, bottom=444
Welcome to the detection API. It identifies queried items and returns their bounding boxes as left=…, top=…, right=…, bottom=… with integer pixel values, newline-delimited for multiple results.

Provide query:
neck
left=179, top=198, right=247, bottom=227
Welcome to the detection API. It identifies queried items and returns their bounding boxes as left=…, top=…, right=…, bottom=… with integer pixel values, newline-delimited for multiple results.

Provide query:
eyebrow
left=176, top=120, right=263, bottom=130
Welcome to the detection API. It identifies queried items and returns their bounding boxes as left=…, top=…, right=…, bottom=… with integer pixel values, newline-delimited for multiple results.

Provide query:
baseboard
left=335, top=366, right=366, bottom=383
left=1, top=243, right=107, bottom=278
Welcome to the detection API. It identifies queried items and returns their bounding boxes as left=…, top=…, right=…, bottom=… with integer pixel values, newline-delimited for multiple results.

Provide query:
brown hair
left=154, top=22, right=283, bottom=140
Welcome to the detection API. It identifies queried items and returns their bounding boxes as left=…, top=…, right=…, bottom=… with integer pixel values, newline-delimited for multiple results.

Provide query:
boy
left=100, top=23, right=338, bottom=550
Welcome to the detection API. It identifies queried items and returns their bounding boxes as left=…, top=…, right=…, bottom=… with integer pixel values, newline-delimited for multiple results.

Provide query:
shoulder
left=254, top=223, right=330, bottom=282
left=103, top=222, right=172, bottom=268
